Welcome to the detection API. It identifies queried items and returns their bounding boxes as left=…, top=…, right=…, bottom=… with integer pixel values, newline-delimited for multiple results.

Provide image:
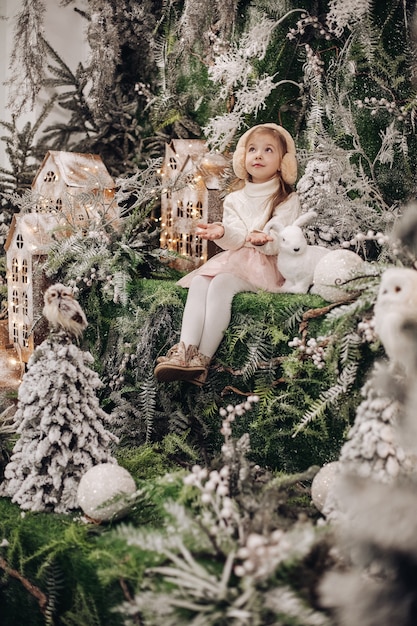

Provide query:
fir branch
left=84, top=2, right=122, bottom=120
left=0, top=98, right=56, bottom=196
left=5, top=0, right=47, bottom=115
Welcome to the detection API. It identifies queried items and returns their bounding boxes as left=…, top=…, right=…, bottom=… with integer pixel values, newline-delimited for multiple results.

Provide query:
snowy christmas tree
left=0, top=286, right=118, bottom=514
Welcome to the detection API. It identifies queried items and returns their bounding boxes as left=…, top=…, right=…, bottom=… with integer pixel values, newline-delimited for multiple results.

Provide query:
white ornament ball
left=311, top=461, right=340, bottom=513
left=77, top=463, right=137, bottom=521
left=311, top=250, right=364, bottom=302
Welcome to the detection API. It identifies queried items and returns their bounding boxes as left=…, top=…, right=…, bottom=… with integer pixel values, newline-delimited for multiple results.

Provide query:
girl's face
left=244, top=131, right=283, bottom=183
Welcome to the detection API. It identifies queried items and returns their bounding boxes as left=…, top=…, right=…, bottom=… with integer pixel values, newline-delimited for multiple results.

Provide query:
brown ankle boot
left=188, top=354, right=211, bottom=387
left=154, top=342, right=206, bottom=382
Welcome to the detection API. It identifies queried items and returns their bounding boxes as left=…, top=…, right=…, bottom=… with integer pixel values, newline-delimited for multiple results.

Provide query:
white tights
left=179, top=273, right=257, bottom=358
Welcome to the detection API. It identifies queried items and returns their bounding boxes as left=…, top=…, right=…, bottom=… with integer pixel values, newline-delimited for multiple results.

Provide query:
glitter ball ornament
left=311, top=249, right=364, bottom=302
left=311, top=461, right=340, bottom=512
left=77, top=463, right=136, bottom=521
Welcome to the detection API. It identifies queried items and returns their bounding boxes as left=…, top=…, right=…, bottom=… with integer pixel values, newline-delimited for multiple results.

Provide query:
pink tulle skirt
left=177, top=248, right=285, bottom=292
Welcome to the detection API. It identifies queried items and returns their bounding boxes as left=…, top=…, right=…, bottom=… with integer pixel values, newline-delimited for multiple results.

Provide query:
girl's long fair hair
left=246, top=126, right=294, bottom=218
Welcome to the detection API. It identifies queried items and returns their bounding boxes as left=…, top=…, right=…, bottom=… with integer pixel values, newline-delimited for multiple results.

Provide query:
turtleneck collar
left=244, top=177, right=280, bottom=197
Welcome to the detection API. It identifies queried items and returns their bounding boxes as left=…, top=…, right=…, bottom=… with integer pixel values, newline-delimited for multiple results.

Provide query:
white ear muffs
left=232, top=141, right=248, bottom=180
left=232, top=123, right=298, bottom=184
left=280, top=152, right=298, bottom=185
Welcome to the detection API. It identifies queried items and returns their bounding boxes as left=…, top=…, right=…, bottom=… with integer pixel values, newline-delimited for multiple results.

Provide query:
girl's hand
left=246, top=231, right=273, bottom=246
left=196, top=222, right=225, bottom=240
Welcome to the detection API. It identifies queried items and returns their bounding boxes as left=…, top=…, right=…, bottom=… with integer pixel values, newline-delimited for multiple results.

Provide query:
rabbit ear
left=265, top=218, right=285, bottom=233
left=293, top=211, right=317, bottom=228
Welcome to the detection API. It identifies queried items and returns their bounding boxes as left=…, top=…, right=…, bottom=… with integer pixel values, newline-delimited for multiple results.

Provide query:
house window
left=173, top=232, right=181, bottom=254
left=185, top=234, right=193, bottom=256
left=12, top=322, right=18, bottom=343
left=12, top=258, right=19, bottom=282
left=169, top=157, right=177, bottom=170
left=44, top=170, right=58, bottom=182
left=22, top=259, right=28, bottom=284
left=22, top=325, right=29, bottom=348
left=167, top=207, right=172, bottom=228
left=55, top=197, right=63, bottom=211
left=16, top=234, right=24, bottom=249
left=22, top=291, right=28, bottom=316
left=186, top=201, right=193, bottom=219
left=12, top=288, right=18, bottom=314
left=196, top=200, right=203, bottom=220
left=195, top=237, right=203, bottom=259
left=177, top=200, right=184, bottom=218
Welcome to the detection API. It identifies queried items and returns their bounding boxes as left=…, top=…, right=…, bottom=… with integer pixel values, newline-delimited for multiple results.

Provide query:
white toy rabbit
left=266, top=211, right=364, bottom=299
left=265, top=211, right=329, bottom=293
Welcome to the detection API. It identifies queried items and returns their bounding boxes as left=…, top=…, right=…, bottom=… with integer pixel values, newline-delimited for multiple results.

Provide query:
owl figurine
left=43, top=283, right=88, bottom=339
left=374, top=267, right=417, bottom=376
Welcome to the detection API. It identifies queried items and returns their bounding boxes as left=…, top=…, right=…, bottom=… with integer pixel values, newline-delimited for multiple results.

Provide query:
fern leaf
left=138, top=376, right=158, bottom=443
left=293, top=361, right=358, bottom=436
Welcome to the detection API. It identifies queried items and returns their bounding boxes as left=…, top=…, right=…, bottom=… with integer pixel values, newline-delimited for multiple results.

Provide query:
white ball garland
left=77, top=463, right=137, bottom=522
left=311, top=461, right=340, bottom=513
left=311, top=249, right=364, bottom=302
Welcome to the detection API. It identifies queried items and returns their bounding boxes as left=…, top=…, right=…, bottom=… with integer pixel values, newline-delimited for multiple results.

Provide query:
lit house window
left=12, top=322, right=18, bottom=343
left=22, top=291, right=28, bottom=316
left=22, top=325, right=29, bottom=348
left=195, top=236, right=203, bottom=258
left=186, top=201, right=193, bottom=219
left=185, top=233, right=193, bottom=256
left=12, top=288, right=18, bottom=314
left=173, top=232, right=181, bottom=254
left=12, top=258, right=19, bottom=282
left=22, top=259, right=28, bottom=284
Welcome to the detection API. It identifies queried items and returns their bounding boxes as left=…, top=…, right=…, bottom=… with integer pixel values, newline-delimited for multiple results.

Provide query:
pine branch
left=5, top=0, right=47, bottom=115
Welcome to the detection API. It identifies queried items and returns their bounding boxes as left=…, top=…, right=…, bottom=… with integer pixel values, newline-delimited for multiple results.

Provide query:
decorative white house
left=32, top=150, right=117, bottom=228
left=5, top=151, right=116, bottom=362
left=160, top=139, right=230, bottom=270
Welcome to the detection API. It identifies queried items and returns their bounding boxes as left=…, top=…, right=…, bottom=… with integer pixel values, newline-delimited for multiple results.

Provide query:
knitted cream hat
left=232, top=123, right=297, bottom=184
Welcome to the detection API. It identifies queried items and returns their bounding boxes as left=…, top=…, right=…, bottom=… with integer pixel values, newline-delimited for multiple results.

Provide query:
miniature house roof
left=165, top=139, right=230, bottom=190
left=5, top=212, right=63, bottom=254
left=32, top=151, right=115, bottom=191
left=169, top=139, right=208, bottom=162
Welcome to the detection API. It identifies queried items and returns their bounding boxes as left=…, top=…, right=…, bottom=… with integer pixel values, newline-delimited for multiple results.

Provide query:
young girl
left=154, top=123, right=301, bottom=385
